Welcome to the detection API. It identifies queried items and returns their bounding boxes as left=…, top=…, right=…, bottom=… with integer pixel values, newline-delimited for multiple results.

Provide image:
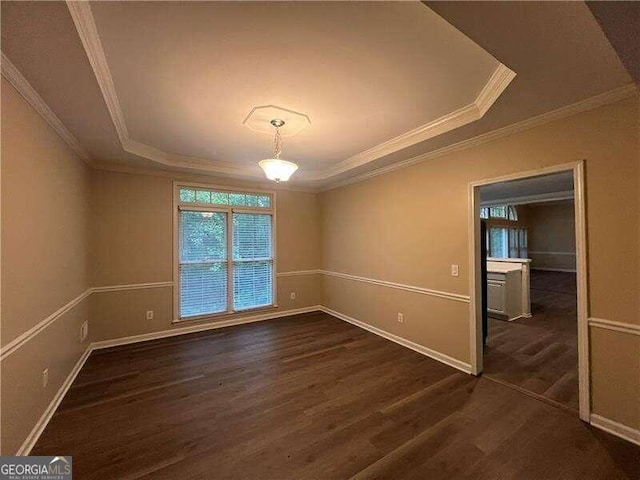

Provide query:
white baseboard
left=319, top=306, right=472, bottom=374
left=17, top=306, right=637, bottom=456
left=590, top=414, right=640, bottom=446
left=91, top=305, right=323, bottom=350
left=16, top=346, right=92, bottom=455
left=16, top=305, right=321, bottom=455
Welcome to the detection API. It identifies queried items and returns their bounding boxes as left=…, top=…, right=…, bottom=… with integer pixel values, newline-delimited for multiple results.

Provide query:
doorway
left=468, top=162, right=589, bottom=421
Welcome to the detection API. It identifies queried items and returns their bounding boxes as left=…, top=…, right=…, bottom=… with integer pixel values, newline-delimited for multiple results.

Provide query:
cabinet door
left=487, top=280, right=505, bottom=313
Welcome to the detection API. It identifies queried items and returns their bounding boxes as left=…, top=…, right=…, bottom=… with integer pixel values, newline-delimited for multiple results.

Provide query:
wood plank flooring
left=32, top=311, right=639, bottom=479
left=484, top=270, right=579, bottom=411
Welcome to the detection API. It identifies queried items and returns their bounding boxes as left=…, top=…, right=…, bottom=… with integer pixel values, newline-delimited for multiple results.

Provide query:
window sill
left=172, top=304, right=279, bottom=324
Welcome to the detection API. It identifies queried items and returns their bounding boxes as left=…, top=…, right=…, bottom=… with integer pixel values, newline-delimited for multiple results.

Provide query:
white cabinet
left=486, top=261, right=529, bottom=321
left=487, top=277, right=506, bottom=313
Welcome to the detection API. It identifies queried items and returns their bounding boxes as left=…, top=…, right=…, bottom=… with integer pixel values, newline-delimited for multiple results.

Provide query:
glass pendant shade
left=258, top=158, right=299, bottom=182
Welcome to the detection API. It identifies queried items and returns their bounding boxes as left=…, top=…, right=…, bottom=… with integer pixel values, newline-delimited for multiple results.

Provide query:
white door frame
left=467, top=160, right=590, bottom=421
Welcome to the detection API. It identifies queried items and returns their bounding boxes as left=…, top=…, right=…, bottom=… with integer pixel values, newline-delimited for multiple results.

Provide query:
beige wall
left=528, top=201, right=576, bottom=271
left=89, top=169, right=322, bottom=342
left=321, top=95, right=640, bottom=429
left=1, top=78, right=92, bottom=454
left=2, top=77, right=639, bottom=454
left=590, top=328, right=640, bottom=430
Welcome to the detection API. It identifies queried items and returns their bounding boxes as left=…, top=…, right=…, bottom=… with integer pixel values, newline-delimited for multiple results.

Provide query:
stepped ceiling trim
left=1, top=52, right=91, bottom=163
left=65, top=1, right=515, bottom=182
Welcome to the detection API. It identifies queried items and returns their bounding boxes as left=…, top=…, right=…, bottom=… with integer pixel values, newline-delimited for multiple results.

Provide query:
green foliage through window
left=177, top=188, right=274, bottom=318
left=180, top=187, right=271, bottom=208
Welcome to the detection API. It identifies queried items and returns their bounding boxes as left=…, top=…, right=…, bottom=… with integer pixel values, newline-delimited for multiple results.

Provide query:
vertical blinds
left=178, top=204, right=274, bottom=318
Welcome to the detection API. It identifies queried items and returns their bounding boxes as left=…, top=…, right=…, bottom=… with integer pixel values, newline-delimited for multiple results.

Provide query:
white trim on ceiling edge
left=481, top=190, right=575, bottom=207
left=15, top=304, right=640, bottom=456
left=324, top=84, right=638, bottom=191
left=65, top=0, right=517, bottom=182
left=321, top=64, right=516, bottom=179
left=2, top=40, right=636, bottom=191
left=0, top=53, right=92, bottom=163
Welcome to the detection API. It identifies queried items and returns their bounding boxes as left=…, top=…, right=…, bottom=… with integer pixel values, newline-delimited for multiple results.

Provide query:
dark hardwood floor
left=33, top=311, right=639, bottom=479
left=484, top=270, right=579, bottom=411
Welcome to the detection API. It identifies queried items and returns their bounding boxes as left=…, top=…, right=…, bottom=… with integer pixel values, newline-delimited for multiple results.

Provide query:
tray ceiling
left=1, top=1, right=633, bottom=188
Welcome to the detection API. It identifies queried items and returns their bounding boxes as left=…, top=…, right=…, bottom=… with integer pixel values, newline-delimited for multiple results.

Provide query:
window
left=480, top=205, right=518, bottom=220
left=175, top=185, right=275, bottom=320
left=233, top=213, right=273, bottom=310
left=487, top=227, right=528, bottom=259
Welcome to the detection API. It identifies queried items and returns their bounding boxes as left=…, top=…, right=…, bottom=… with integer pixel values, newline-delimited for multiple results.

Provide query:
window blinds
left=179, top=211, right=228, bottom=317
left=178, top=207, right=274, bottom=318
left=233, top=213, right=273, bottom=310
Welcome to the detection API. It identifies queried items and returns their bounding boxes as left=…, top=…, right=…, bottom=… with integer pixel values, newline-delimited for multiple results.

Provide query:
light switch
left=451, top=264, right=459, bottom=277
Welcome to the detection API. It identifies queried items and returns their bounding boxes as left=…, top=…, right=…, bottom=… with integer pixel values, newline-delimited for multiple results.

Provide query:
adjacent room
left=2, top=1, right=639, bottom=479
left=478, top=172, right=580, bottom=411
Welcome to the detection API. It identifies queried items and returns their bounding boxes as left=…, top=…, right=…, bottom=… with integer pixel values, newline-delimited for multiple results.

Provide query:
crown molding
left=1, top=52, right=92, bottom=163
left=90, top=161, right=321, bottom=193
left=66, top=0, right=263, bottom=180
left=322, top=64, right=516, bottom=179
left=66, top=0, right=128, bottom=142
left=476, top=63, right=516, bottom=116
left=323, top=83, right=638, bottom=191
left=65, top=1, right=516, bottom=182
left=24, top=2, right=636, bottom=188
left=481, top=190, right=574, bottom=207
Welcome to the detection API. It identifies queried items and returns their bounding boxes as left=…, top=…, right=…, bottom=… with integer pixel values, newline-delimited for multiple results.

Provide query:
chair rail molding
left=588, top=317, right=640, bottom=336
left=0, top=289, right=92, bottom=361
left=320, top=270, right=470, bottom=303
left=1, top=282, right=174, bottom=361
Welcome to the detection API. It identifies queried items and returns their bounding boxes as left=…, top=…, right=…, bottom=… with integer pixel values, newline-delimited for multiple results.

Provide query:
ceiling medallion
left=258, top=119, right=299, bottom=182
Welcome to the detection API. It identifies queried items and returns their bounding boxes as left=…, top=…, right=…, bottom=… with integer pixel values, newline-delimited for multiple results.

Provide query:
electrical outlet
left=290, top=292, right=296, bottom=300
left=146, top=310, right=154, bottom=320
left=42, top=368, right=49, bottom=388
left=398, top=313, right=404, bottom=323
left=451, top=264, right=459, bottom=277
left=80, top=320, right=88, bottom=342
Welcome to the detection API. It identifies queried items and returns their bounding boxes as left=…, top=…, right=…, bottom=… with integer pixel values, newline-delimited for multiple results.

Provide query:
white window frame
left=172, top=181, right=277, bottom=322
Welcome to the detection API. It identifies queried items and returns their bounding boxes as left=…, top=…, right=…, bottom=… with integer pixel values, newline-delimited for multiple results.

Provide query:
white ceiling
left=1, top=1, right=634, bottom=189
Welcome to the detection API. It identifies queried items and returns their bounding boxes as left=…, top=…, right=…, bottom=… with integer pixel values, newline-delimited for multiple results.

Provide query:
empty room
left=1, top=1, right=639, bottom=479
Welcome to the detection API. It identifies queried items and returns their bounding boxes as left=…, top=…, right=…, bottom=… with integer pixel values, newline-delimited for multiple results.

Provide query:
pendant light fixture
left=258, top=119, right=299, bottom=182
